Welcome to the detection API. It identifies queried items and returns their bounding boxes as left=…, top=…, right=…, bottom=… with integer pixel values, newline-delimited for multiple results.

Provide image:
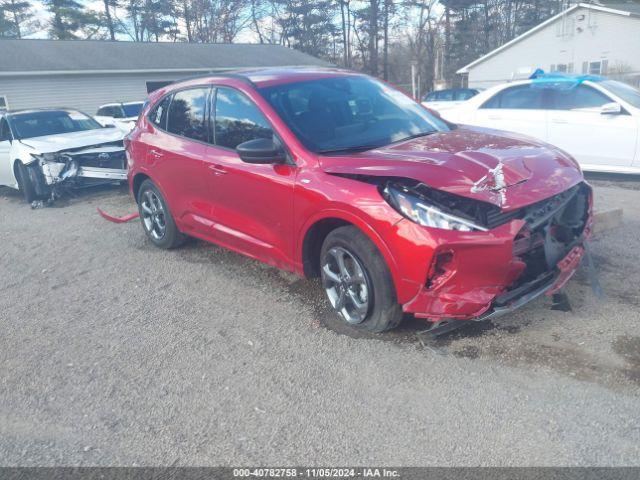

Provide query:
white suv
left=442, top=75, right=640, bottom=174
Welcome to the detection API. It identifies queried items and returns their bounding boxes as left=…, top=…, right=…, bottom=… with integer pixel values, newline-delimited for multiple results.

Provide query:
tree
left=102, top=0, right=117, bottom=40
left=0, top=0, right=37, bottom=38
left=273, top=0, right=337, bottom=58
left=43, top=0, right=89, bottom=39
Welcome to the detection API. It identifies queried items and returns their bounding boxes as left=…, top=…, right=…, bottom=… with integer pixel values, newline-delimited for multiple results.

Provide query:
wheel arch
left=298, top=210, right=403, bottom=299
left=132, top=172, right=152, bottom=201
left=10, top=158, right=22, bottom=188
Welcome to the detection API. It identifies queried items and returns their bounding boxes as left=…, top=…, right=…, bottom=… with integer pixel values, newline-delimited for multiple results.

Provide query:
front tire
left=15, top=161, right=39, bottom=204
left=137, top=179, right=186, bottom=249
left=320, top=226, right=403, bottom=332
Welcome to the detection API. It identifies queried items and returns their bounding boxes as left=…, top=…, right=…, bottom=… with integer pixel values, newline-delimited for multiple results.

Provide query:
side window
left=0, top=118, right=11, bottom=141
left=481, top=85, right=545, bottom=109
left=112, top=107, right=125, bottom=119
left=149, top=95, right=172, bottom=129
left=167, top=88, right=209, bottom=142
left=551, top=85, right=611, bottom=110
left=439, top=90, right=454, bottom=101
left=214, top=87, right=273, bottom=150
left=96, top=107, right=109, bottom=116
left=425, top=92, right=436, bottom=101
left=454, top=90, right=474, bottom=101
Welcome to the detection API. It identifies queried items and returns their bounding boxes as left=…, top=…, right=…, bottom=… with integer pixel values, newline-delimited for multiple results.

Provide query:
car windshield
left=122, top=103, right=143, bottom=117
left=600, top=80, right=640, bottom=109
left=259, top=75, right=450, bottom=154
left=10, top=110, right=102, bottom=139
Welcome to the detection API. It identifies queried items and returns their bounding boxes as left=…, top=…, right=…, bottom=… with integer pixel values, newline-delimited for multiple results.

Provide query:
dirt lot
left=1, top=176, right=639, bottom=466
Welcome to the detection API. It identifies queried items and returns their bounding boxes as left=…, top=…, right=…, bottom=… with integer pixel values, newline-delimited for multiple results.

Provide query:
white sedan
left=0, top=108, right=127, bottom=204
left=94, top=101, right=144, bottom=133
left=442, top=77, right=640, bottom=174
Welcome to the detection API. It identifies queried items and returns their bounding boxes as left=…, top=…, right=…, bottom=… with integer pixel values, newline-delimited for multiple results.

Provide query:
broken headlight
left=383, top=183, right=488, bottom=232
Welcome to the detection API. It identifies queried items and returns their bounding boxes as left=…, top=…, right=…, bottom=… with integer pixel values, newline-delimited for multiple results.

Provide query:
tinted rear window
left=166, top=88, right=209, bottom=142
left=482, top=85, right=546, bottom=109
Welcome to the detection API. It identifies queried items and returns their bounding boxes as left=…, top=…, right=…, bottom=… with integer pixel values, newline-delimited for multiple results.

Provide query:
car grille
left=75, top=150, right=126, bottom=169
left=482, top=183, right=583, bottom=230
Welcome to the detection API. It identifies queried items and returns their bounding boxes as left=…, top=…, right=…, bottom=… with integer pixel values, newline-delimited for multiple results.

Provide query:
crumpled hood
left=319, top=126, right=584, bottom=210
left=19, top=128, right=125, bottom=154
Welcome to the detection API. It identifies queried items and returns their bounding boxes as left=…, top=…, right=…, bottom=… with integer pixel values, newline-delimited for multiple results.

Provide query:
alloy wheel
left=321, top=246, right=371, bottom=324
left=140, top=190, right=167, bottom=240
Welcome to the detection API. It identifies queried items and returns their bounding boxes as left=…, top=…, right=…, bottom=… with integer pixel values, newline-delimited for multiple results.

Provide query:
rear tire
left=320, top=226, right=403, bottom=332
left=15, top=161, right=39, bottom=204
left=137, top=179, right=186, bottom=249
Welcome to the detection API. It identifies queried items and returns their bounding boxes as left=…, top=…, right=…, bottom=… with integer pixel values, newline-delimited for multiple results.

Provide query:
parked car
left=441, top=74, right=640, bottom=174
left=422, top=88, right=480, bottom=112
left=126, top=68, right=592, bottom=333
left=94, top=101, right=145, bottom=132
left=0, top=108, right=127, bottom=204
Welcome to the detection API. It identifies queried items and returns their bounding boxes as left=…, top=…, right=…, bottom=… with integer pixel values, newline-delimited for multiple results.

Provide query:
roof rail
left=173, top=71, right=258, bottom=88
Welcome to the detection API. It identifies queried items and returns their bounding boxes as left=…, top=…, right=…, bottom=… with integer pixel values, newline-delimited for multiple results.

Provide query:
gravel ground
left=0, top=176, right=639, bottom=467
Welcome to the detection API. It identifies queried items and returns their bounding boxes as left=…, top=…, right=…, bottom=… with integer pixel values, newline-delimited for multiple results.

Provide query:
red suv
left=126, top=68, right=592, bottom=333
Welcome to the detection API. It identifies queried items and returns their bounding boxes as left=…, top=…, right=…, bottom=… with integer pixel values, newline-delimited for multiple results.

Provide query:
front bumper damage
left=401, top=182, right=593, bottom=323
left=26, top=142, right=127, bottom=201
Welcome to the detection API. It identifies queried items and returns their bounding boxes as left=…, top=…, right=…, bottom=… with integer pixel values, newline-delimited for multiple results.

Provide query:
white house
left=457, top=2, right=640, bottom=88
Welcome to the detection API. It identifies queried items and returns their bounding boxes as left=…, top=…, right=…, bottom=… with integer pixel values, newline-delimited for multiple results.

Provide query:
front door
left=546, top=84, right=638, bottom=168
left=205, top=86, right=297, bottom=270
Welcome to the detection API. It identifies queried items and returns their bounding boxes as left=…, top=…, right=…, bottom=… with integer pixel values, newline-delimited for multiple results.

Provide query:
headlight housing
left=383, top=183, right=488, bottom=232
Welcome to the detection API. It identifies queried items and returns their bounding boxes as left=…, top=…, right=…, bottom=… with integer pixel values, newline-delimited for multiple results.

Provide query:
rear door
left=472, top=84, right=549, bottom=141
left=144, top=87, right=214, bottom=234
left=547, top=84, right=637, bottom=168
left=204, top=86, right=297, bottom=269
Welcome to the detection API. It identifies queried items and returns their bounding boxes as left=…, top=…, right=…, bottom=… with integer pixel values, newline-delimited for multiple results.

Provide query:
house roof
left=0, top=39, right=331, bottom=76
left=457, top=2, right=640, bottom=74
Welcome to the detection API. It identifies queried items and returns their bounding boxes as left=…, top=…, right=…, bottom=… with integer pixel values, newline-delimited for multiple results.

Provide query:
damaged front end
left=26, top=141, right=128, bottom=202
left=386, top=179, right=593, bottom=322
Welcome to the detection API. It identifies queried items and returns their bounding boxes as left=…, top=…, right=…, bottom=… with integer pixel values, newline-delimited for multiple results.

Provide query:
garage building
left=0, top=39, right=330, bottom=114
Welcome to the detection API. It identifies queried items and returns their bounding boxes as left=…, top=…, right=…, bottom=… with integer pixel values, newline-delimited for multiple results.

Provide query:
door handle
left=208, top=164, right=228, bottom=175
left=488, top=114, right=502, bottom=120
left=551, top=118, right=568, bottom=124
left=149, top=149, right=164, bottom=158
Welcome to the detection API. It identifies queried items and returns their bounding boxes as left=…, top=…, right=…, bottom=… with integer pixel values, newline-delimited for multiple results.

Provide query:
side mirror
left=103, top=123, right=116, bottom=128
left=236, top=138, right=286, bottom=164
left=601, top=102, right=622, bottom=115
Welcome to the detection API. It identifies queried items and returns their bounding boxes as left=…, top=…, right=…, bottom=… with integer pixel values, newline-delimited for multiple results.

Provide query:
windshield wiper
left=392, top=131, right=437, bottom=144
left=317, top=131, right=439, bottom=155
left=317, top=144, right=383, bottom=155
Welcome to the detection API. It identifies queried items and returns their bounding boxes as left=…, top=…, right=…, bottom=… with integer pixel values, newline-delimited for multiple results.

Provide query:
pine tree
left=0, top=0, right=37, bottom=38
left=43, top=0, right=88, bottom=39
left=274, top=0, right=337, bottom=59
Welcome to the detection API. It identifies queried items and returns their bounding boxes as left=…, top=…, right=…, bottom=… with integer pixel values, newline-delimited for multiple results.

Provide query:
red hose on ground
left=97, top=207, right=139, bottom=223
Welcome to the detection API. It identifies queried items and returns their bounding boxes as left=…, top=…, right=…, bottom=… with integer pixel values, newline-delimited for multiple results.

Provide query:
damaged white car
left=0, top=109, right=128, bottom=205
